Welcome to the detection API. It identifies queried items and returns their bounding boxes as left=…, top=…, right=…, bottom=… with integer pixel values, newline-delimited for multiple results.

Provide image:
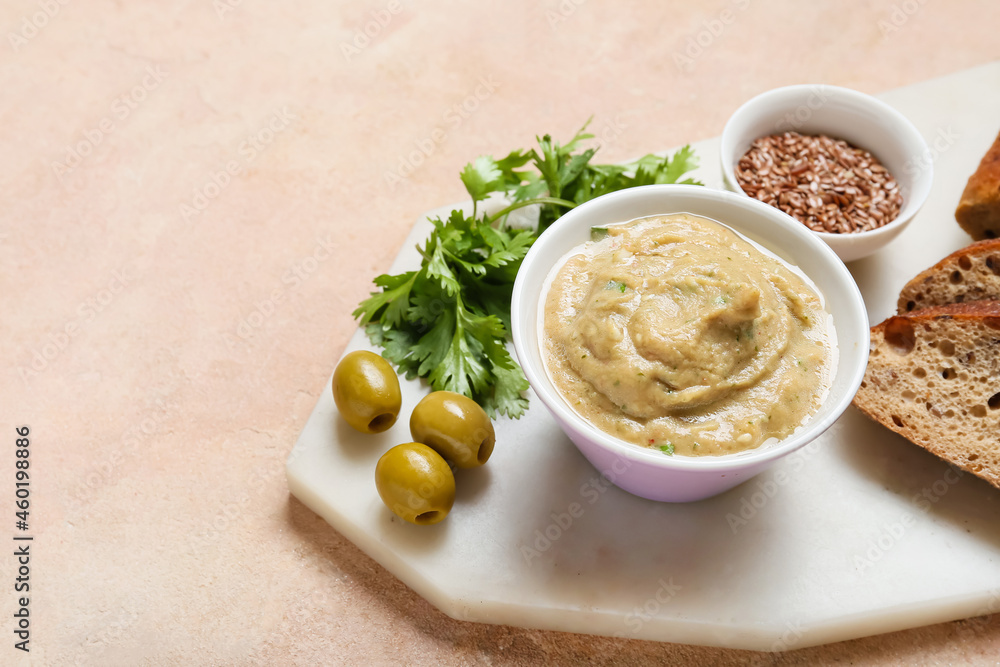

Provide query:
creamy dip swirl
left=542, top=213, right=834, bottom=456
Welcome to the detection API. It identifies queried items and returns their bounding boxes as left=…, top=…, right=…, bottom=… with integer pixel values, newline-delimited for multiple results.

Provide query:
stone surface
left=288, top=62, right=1000, bottom=652
left=3, top=0, right=1000, bottom=664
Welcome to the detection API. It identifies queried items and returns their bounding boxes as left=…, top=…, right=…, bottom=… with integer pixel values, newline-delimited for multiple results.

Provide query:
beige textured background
left=2, top=0, right=1000, bottom=664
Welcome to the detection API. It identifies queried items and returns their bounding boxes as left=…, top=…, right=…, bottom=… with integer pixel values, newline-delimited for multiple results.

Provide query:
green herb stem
left=486, top=197, right=579, bottom=225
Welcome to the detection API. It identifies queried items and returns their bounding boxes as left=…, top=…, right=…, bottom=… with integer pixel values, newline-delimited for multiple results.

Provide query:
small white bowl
left=511, top=184, right=869, bottom=502
left=720, top=84, right=933, bottom=263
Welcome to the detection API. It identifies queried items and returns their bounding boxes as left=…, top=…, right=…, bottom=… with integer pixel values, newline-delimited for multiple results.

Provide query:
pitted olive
left=375, top=442, right=455, bottom=525
left=332, top=350, right=401, bottom=434
left=409, top=391, right=495, bottom=468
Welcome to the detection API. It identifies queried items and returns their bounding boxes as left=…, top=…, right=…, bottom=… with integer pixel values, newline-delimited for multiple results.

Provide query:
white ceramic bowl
left=720, top=84, right=933, bottom=263
left=511, top=184, right=869, bottom=502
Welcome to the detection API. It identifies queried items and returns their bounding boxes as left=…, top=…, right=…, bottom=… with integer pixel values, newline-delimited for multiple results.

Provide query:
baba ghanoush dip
left=542, top=213, right=834, bottom=456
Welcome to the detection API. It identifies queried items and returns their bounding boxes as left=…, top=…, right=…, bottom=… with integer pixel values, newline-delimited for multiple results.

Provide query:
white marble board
left=286, top=61, right=1000, bottom=651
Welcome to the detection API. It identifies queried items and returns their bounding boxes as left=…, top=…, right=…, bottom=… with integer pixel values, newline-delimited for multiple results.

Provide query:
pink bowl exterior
left=547, top=405, right=777, bottom=502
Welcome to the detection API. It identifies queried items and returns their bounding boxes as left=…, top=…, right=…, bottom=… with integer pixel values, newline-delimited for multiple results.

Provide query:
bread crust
left=956, top=130, right=1000, bottom=240
left=888, top=299, right=1000, bottom=320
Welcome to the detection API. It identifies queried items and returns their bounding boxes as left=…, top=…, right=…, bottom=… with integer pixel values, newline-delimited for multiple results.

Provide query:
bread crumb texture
left=854, top=304, right=1000, bottom=488
left=897, top=239, right=1000, bottom=313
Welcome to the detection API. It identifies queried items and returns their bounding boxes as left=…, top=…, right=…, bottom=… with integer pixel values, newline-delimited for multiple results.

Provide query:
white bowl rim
left=720, top=83, right=933, bottom=242
left=511, top=184, right=869, bottom=473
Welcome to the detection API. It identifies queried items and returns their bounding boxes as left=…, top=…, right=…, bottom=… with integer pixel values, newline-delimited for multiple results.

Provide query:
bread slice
left=852, top=301, right=1000, bottom=489
left=956, top=130, right=1000, bottom=240
left=897, top=239, right=1000, bottom=313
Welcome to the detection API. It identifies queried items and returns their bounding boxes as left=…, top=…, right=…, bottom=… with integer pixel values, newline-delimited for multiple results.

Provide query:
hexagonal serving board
left=287, top=61, right=1000, bottom=651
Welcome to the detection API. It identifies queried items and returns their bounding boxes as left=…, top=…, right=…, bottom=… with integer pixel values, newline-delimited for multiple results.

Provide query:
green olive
left=332, top=350, right=401, bottom=434
left=409, top=391, right=495, bottom=468
left=375, top=443, right=455, bottom=525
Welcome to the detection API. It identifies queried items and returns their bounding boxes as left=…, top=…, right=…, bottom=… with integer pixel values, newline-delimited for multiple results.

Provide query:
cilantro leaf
left=494, top=150, right=532, bottom=181
left=367, top=323, right=421, bottom=380
left=428, top=310, right=491, bottom=399
left=409, top=309, right=456, bottom=377
left=478, top=225, right=534, bottom=269
left=421, top=226, right=462, bottom=295
left=664, top=145, right=701, bottom=184
left=353, top=271, right=417, bottom=327
left=478, top=351, right=530, bottom=418
left=629, top=147, right=702, bottom=186
left=460, top=156, right=504, bottom=206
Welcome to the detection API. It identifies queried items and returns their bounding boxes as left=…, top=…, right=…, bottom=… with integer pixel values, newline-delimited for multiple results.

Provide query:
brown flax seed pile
left=736, top=132, right=903, bottom=234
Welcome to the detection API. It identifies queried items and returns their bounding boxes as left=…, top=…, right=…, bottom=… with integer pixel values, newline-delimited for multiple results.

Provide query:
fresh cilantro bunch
left=354, top=211, right=534, bottom=419
left=355, top=120, right=702, bottom=419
